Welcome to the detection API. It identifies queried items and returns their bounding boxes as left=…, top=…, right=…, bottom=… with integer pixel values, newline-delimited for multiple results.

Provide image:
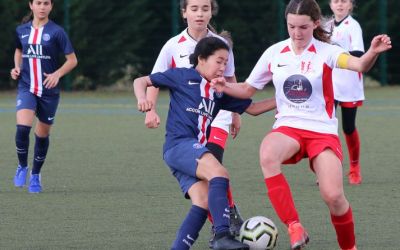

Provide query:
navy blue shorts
left=163, top=139, right=210, bottom=199
left=16, top=89, right=60, bottom=125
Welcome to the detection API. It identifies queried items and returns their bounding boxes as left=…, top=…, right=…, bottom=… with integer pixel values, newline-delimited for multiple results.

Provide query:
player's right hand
left=10, top=67, right=20, bottom=80
left=210, top=77, right=226, bottom=93
left=145, top=110, right=161, bottom=128
left=137, top=99, right=153, bottom=113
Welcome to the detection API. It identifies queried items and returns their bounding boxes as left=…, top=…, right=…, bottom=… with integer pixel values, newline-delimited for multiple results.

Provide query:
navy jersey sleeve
left=219, top=94, right=252, bottom=114
left=149, top=68, right=180, bottom=90
left=15, top=30, right=22, bottom=50
left=56, top=28, right=74, bottom=55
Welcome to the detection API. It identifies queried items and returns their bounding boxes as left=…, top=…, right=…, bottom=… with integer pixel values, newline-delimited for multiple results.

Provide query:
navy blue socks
left=208, top=177, right=230, bottom=234
left=32, top=134, right=49, bottom=174
left=15, top=125, right=31, bottom=167
left=171, top=205, right=208, bottom=250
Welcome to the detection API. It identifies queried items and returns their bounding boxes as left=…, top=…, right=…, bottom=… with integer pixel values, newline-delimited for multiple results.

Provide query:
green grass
left=0, top=87, right=399, bottom=249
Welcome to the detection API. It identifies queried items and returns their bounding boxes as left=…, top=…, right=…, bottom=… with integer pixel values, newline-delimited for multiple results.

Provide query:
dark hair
left=189, top=37, right=229, bottom=67
left=21, top=0, right=54, bottom=24
left=285, top=0, right=331, bottom=43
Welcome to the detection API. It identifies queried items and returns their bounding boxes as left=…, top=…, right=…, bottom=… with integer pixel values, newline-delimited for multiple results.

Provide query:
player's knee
left=188, top=182, right=209, bottom=209
left=192, top=194, right=208, bottom=209
left=259, top=153, right=280, bottom=172
left=212, top=166, right=229, bottom=179
left=321, top=190, right=346, bottom=209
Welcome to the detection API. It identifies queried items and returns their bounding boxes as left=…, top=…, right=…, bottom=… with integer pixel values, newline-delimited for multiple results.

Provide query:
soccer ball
left=239, top=216, right=278, bottom=250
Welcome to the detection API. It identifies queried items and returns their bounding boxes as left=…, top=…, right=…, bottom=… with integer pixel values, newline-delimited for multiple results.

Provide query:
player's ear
left=314, top=19, right=321, bottom=29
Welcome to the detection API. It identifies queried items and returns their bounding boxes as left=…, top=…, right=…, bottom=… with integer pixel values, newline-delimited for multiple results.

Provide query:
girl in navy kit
left=134, top=37, right=275, bottom=250
left=11, top=0, right=78, bottom=193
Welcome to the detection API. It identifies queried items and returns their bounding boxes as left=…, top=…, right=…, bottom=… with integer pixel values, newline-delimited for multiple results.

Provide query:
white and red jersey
left=247, top=38, right=346, bottom=135
left=330, top=15, right=365, bottom=102
left=152, top=28, right=235, bottom=133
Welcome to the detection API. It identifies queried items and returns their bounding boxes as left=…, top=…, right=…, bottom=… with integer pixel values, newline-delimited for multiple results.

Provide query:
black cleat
left=229, top=205, right=244, bottom=236
left=209, top=226, right=216, bottom=249
left=212, top=231, right=249, bottom=250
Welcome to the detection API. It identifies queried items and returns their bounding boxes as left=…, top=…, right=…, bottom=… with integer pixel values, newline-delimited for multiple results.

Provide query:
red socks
left=331, top=207, right=356, bottom=249
left=345, top=129, right=360, bottom=168
left=264, top=174, right=299, bottom=226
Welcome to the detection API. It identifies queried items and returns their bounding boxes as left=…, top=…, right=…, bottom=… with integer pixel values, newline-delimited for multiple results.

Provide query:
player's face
left=30, top=0, right=53, bottom=20
left=182, top=0, right=212, bottom=32
left=287, top=14, right=319, bottom=52
left=330, top=0, right=353, bottom=21
left=197, top=49, right=228, bottom=81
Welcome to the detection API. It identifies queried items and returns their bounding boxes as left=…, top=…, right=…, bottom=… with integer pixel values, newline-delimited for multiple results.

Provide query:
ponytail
left=21, top=11, right=33, bottom=24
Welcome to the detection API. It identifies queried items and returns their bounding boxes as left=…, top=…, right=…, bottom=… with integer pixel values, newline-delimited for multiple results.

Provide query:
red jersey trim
left=322, top=63, right=334, bottom=118
left=280, top=46, right=291, bottom=53
left=178, top=36, right=186, bottom=43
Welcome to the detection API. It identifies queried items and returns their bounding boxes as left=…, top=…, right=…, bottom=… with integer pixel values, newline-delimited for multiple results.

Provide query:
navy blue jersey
left=150, top=67, right=252, bottom=153
left=15, top=20, right=74, bottom=97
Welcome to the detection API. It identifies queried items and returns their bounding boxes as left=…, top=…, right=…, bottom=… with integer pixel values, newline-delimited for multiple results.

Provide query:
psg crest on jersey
left=283, top=74, right=312, bottom=103
left=192, top=143, right=204, bottom=149
left=43, top=33, right=51, bottom=41
left=215, top=91, right=223, bottom=98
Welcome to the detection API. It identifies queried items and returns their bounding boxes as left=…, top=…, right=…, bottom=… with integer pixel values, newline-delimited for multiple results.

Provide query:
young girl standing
left=11, top=0, right=77, bottom=193
left=329, top=0, right=365, bottom=185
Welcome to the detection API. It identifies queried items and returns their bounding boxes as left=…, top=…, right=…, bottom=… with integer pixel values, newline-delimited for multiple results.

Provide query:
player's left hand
left=370, top=34, right=392, bottom=54
left=230, top=112, right=241, bottom=139
left=137, top=98, right=153, bottom=113
left=43, top=72, right=61, bottom=89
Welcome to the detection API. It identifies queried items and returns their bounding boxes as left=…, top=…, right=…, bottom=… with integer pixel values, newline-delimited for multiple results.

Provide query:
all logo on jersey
left=186, top=98, right=215, bottom=120
left=23, top=44, right=51, bottom=59
left=199, top=98, right=215, bottom=116
left=283, top=74, right=312, bottom=103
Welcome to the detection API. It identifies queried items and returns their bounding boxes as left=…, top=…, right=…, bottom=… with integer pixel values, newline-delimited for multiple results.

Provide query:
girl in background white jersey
left=329, top=0, right=364, bottom=185
left=144, top=0, right=244, bottom=243
left=211, top=0, right=391, bottom=249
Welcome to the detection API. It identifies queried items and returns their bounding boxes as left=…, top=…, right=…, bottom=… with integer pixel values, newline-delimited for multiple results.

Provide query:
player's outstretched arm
left=133, top=76, right=153, bottom=113
left=344, top=34, right=392, bottom=73
left=211, top=77, right=257, bottom=99
left=245, top=98, right=276, bottom=116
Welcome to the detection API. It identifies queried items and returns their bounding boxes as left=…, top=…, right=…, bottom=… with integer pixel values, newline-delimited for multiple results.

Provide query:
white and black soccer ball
left=239, top=216, right=278, bottom=250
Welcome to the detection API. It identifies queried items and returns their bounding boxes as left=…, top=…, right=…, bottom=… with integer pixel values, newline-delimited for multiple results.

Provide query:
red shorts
left=271, top=126, right=343, bottom=171
left=208, top=127, right=229, bottom=148
left=338, top=101, right=363, bottom=108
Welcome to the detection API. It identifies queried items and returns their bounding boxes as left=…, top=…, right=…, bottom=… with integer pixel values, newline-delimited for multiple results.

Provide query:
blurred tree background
left=0, top=0, right=398, bottom=90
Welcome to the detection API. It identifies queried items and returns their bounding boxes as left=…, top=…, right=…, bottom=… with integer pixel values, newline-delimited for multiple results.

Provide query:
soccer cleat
left=212, top=231, right=249, bottom=250
left=28, top=174, right=42, bottom=193
left=348, top=166, right=362, bottom=185
left=14, top=165, right=29, bottom=187
left=229, top=205, right=244, bottom=236
left=209, top=226, right=216, bottom=249
left=288, top=222, right=309, bottom=250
